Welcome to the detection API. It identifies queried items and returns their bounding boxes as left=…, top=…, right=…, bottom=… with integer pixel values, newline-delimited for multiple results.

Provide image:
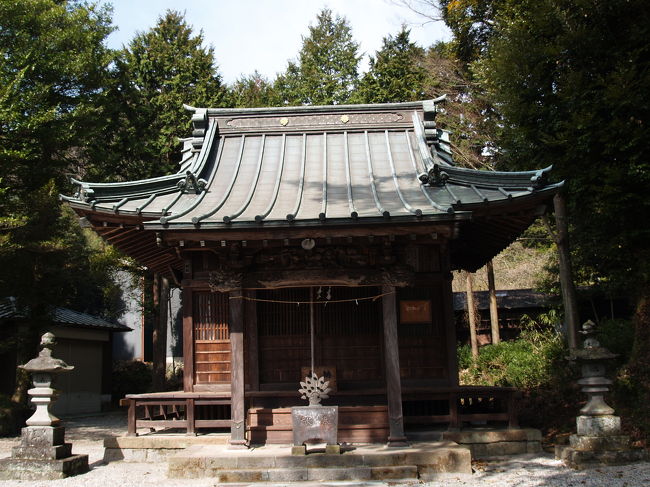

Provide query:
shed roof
left=0, top=298, right=130, bottom=332
left=64, top=99, right=561, bottom=273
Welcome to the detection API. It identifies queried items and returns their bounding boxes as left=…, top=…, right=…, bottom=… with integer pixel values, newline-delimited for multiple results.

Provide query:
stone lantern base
left=0, top=425, right=89, bottom=480
left=555, top=415, right=648, bottom=469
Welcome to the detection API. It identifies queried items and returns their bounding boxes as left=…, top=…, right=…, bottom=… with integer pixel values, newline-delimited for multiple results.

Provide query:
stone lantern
left=556, top=321, right=648, bottom=468
left=0, top=332, right=89, bottom=480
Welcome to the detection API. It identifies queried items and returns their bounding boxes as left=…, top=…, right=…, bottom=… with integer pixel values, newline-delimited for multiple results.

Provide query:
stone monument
left=291, top=373, right=340, bottom=455
left=0, top=332, right=89, bottom=480
left=556, top=321, right=648, bottom=468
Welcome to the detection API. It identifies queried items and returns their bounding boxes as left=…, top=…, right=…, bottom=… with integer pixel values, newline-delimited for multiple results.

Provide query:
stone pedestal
left=291, top=406, right=339, bottom=454
left=556, top=414, right=647, bottom=469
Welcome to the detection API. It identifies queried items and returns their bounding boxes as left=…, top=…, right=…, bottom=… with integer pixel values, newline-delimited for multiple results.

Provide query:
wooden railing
left=120, top=392, right=231, bottom=436
left=120, top=386, right=519, bottom=437
left=403, top=386, right=520, bottom=430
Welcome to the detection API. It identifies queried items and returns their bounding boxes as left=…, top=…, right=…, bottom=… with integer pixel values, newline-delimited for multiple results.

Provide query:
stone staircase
left=167, top=441, right=472, bottom=483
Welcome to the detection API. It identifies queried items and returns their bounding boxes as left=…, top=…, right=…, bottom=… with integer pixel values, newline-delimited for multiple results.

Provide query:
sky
left=101, top=0, right=451, bottom=84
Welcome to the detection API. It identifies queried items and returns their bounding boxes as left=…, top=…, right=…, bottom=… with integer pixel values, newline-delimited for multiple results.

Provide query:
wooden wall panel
left=193, top=292, right=231, bottom=384
left=397, top=284, right=448, bottom=381
left=257, top=286, right=383, bottom=387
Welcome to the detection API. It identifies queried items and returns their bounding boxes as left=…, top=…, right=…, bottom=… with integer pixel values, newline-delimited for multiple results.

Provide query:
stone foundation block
left=307, top=466, right=371, bottom=481
left=19, top=426, right=65, bottom=448
left=267, top=468, right=309, bottom=482
left=370, top=465, right=418, bottom=480
left=12, top=442, right=71, bottom=460
left=569, top=434, right=631, bottom=451
left=0, top=454, right=89, bottom=480
left=576, top=415, right=621, bottom=436
left=556, top=445, right=648, bottom=469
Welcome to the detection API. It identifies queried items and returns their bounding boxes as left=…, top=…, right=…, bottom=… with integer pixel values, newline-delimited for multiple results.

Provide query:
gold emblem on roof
left=340, top=115, right=350, bottom=124
left=280, top=117, right=289, bottom=126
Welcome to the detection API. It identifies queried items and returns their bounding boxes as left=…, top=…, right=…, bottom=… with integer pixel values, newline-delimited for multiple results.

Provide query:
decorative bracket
left=208, top=269, right=243, bottom=293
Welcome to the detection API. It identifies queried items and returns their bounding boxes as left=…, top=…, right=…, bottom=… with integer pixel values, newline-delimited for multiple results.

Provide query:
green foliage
left=112, top=360, right=152, bottom=401
left=474, top=0, right=650, bottom=294
left=0, top=0, right=121, bottom=317
left=459, top=325, right=566, bottom=388
left=596, top=319, right=635, bottom=364
left=354, top=27, right=427, bottom=104
left=226, top=71, right=280, bottom=108
left=87, top=10, right=227, bottom=181
left=0, top=393, right=29, bottom=436
left=275, top=8, right=360, bottom=106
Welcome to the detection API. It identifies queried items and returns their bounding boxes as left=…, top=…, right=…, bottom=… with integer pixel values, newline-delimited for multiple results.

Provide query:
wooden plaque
left=399, top=300, right=432, bottom=324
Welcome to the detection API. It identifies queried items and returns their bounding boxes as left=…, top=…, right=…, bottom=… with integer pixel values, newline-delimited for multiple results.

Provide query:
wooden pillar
left=466, top=273, right=479, bottom=359
left=486, top=261, right=501, bottom=345
left=245, top=290, right=259, bottom=391
left=182, top=288, right=194, bottom=392
left=382, top=285, right=408, bottom=447
left=152, top=274, right=169, bottom=391
left=229, top=288, right=247, bottom=448
left=442, top=271, right=459, bottom=388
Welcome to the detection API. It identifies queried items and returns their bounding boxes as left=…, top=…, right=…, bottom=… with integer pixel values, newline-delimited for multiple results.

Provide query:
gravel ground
left=1, top=413, right=649, bottom=487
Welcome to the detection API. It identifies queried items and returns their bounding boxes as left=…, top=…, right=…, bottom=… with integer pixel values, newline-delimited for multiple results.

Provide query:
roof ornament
left=177, top=170, right=207, bottom=194
left=422, top=95, right=446, bottom=149
left=530, top=168, right=548, bottom=189
left=419, top=163, right=450, bottom=186
left=70, top=178, right=95, bottom=203
left=188, top=107, right=209, bottom=152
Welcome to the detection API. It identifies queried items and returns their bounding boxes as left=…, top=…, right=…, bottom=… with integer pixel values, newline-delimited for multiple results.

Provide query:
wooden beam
left=382, top=285, right=408, bottom=447
left=229, top=288, right=247, bottom=448
left=162, top=222, right=456, bottom=244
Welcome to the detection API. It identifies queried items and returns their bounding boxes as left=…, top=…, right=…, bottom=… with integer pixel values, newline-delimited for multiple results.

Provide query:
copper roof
left=65, top=100, right=559, bottom=229
left=63, top=99, right=562, bottom=272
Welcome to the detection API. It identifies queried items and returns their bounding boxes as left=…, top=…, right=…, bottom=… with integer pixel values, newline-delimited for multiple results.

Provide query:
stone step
left=208, top=465, right=419, bottom=483
left=167, top=442, right=471, bottom=480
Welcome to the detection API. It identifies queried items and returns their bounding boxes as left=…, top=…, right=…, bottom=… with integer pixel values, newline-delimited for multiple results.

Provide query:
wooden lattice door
left=193, top=292, right=231, bottom=385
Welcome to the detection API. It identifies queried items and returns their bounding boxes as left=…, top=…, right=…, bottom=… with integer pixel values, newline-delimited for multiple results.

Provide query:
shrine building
left=64, top=98, right=561, bottom=447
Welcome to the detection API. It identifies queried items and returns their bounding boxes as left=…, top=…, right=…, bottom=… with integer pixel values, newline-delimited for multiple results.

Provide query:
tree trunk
left=544, top=193, right=580, bottom=348
left=466, top=272, right=479, bottom=359
left=486, top=260, right=500, bottom=345
left=553, top=193, right=580, bottom=348
left=152, top=274, right=169, bottom=391
left=627, top=285, right=650, bottom=407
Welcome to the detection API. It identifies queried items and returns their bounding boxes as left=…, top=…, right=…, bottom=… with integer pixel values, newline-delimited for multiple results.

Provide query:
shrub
left=459, top=325, right=567, bottom=389
left=112, top=360, right=152, bottom=401
left=0, top=394, right=30, bottom=437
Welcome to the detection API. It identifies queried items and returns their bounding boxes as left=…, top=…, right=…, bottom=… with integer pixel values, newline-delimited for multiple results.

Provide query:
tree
left=227, top=71, right=280, bottom=108
left=0, top=0, right=124, bottom=403
left=354, top=27, right=427, bottom=104
left=421, top=42, right=498, bottom=170
left=275, top=8, right=360, bottom=106
left=87, top=10, right=227, bottom=181
left=474, top=0, right=650, bottom=406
